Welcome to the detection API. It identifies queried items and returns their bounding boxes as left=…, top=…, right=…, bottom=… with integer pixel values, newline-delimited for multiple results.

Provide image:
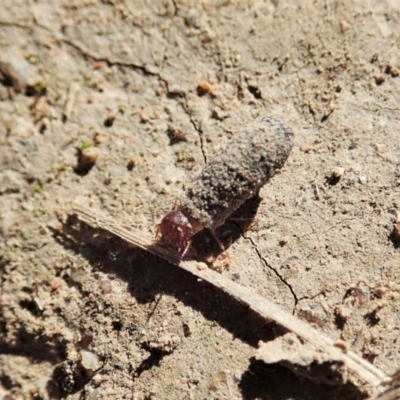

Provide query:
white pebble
left=331, top=167, right=345, bottom=179
left=81, top=350, right=102, bottom=371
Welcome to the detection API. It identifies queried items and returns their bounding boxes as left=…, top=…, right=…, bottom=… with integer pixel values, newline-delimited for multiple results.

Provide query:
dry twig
left=71, top=204, right=390, bottom=390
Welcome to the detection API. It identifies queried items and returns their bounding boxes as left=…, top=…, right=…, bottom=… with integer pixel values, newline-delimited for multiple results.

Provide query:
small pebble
left=80, top=350, right=102, bottom=371
left=70, top=268, right=87, bottom=284
left=80, top=330, right=94, bottom=348
left=93, top=131, right=106, bottom=145
left=80, top=147, right=100, bottom=167
left=374, top=74, right=386, bottom=85
left=127, top=157, right=136, bottom=171
left=100, top=279, right=112, bottom=294
left=233, top=372, right=242, bottom=383
left=279, top=236, right=290, bottom=246
left=374, top=287, right=387, bottom=299
left=333, top=339, right=349, bottom=353
left=212, top=371, right=228, bottom=384
left=338, top=18, right=349, bottom=32
left=359, top=175, right=368, bottom=184
left=331, top=166, right=345, bottom=179
left=196, top=262, right=207, bottom=271
left=0, top=56, right=30, bottom=93
left=390, top=67, right=400, bottom=77
left=148, top=333, right=181, bottom=353
left=167, top=126, right=187, bottom=144
left=87, top=387, right=103, bottom=400
left=104, top=115, right=115, bottom=127
left=140, top=108, right=150, bottom=122
left=92, top=61, right=103, bottom=70
left=183, top=321, right=196, bottom=336
left=385, top=63, right=400, bottom=77
left=208, top=384, right=218, bottom=392
left=51, top=278, right=62, bottom=291
left=197, top=80, right=212, bottom=96
left=300, top=145, right=313, bottom=153
left=185, top=8, right=201, bottom=28
left=335, top=304, right=353, bottom=321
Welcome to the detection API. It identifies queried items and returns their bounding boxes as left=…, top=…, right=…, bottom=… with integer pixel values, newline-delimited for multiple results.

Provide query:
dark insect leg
left=181, top=240, right=192, bottom=259
left=210, top=229, right=231, bottom=263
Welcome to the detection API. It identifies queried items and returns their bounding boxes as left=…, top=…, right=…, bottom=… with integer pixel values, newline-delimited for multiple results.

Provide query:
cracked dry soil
left=1, top=1, right=400, bottom=399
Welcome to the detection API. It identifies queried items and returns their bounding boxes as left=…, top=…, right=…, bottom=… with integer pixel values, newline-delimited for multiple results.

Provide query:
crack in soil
left=243, top=233, right=299, bottom=309
left=180, top=97, right=207, bottom=164
left=61, top=38, right=161, bottom=77
left=60, top=36, right=208, bottom=165
left=55, top=34, right=209, bottom=168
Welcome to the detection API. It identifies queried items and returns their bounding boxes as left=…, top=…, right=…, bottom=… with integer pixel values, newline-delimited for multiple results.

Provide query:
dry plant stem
left=370, top=388, right=400, bottom=400
left=71, top=205, right=389, bottom=388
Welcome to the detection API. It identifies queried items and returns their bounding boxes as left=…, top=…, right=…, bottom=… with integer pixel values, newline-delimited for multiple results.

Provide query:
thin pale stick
left=370, top=388, right=400, bottom=400
left=71, top=204, right=389, bottom=388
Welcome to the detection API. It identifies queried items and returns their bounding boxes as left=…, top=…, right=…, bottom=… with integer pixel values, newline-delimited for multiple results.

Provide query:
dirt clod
left=147, top=333, right=181, bottom=354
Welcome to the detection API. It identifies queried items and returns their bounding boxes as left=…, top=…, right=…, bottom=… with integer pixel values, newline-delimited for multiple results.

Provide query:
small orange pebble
left=51, top=278, right=62, bottom=291
left=92, top=61, right=103, bottom=70
left=196, top=262, right=207, bottom=271
left=197, top=80, right=212, bottom=96
left=333, top=339, right=349, bottom=353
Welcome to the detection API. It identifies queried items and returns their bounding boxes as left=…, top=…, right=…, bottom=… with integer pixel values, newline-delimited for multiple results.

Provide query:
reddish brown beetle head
left=157, top=207, right=203, bottom=252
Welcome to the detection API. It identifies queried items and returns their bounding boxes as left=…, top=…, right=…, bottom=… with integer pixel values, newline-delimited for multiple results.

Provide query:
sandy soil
left=1, top=0, right=400, bottom=399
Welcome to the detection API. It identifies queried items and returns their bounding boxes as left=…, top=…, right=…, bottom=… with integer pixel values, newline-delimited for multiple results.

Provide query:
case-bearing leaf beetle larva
left=156, top=113, right=295, bottom=257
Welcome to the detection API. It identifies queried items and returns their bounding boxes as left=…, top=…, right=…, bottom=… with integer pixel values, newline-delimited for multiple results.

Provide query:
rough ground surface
left=1, top=0, right=400, bottom=399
